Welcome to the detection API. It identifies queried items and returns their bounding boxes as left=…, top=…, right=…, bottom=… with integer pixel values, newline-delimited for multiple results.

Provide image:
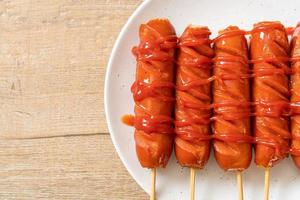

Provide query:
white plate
left=104, top=0, right=300, bottom=199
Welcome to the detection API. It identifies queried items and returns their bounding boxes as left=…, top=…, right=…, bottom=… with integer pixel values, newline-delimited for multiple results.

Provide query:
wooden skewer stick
left=190, top=168, right=196, bottom=200
left=264, top=167, right=270, bottom=200
left=236, top=171, right=244, bottom=200
left=150, top=168, right=156, bottom=200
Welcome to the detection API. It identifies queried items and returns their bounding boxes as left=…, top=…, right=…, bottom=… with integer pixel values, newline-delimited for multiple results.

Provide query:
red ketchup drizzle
left=131, top=81, right=175, bottom=102
left=177, top=30, right=213, bottom=69
left=251, top=22, right=291, bottom=160
left=176, top=130, right=212, bottom=143
left=212, top=101, right=251, bottom=122
left=251, top=22, right=285, bottom=34
left=134, top=115, right=174, bottom=134
left=176, top=24, right=300, bottom=91
left=178, top=28, right=211, bottom=46
left=179, top=28, right=211, bottom=47
left=175, top=27, right=213, bottom=144
left=123, top=23, right=300, bottom=155
left=213, top=29, right=247, bottom=42
left=176, top=28, right=213, bottom=83
left=177, top=54, right=212, bottom=68
left=122, top=114, right=135, bottom=126
left=176, top=77, right=214, bottom=91
left=175, top=117, right=211, bottom=127
left=122, top=114, right=173, bottom=134
left=123, top=24, right=177, bottom=135
left=212, top=27, right=253, bottom=146
left=254, top=101, right=291, bottom=117
left=211, top=23, right=298, bottom=157
left=132, top=34, right=177, bottom=62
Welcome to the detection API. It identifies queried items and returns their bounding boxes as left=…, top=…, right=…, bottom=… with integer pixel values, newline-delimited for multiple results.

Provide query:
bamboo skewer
left=150, top=168, right=156, bottom=200
left=236, top=171, right=244, bottom=200
left=264, top=168, right=270, bottom=200
left=190, top=168, right=196, bottom=200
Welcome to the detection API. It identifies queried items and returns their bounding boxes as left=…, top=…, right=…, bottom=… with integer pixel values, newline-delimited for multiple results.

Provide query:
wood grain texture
left=0, top=135, right=147, bottom=200
left=0, top=0, right=147, bottom=199
left=0, top=0, right=142, bottom=138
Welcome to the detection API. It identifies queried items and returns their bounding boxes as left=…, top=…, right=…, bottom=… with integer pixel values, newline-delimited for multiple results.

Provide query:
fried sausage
left=131, top=19, right=177, bottom=168
left=251, top=21, right=290, bottom=168
left=175, top=26, right=214, bottom=168
left=213, top=26, right=252, bottom=171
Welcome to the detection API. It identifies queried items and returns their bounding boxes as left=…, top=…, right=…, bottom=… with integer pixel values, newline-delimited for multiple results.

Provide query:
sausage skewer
left=150, top=168, right=156, bottom=200
left=175, top=26, right=214, bottom=200
left=237, top=171, right=244, bottom=200
left=213, top=26, right=252, bottom=200
left=250, top=21, right=290, bottom=200
left=264, top=167, right=270, bottom=200
left=189, top=168, right=196, bottom=200
left=130, top=19, right=177, bottom=200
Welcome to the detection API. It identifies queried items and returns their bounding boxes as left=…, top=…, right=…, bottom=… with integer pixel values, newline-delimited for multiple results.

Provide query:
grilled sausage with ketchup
left=130, top=19, right=177, bottom=168
left=251, top=21, right=290, bottom=168
left=175, top=26, right=214, bottom=168
left=213, top=26, right=252, bottom=171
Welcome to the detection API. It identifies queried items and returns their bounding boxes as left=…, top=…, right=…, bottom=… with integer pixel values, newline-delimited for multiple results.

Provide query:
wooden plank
left=0, top=0, right=142, bottom=138
left=0, top=134, right=147, bottom=199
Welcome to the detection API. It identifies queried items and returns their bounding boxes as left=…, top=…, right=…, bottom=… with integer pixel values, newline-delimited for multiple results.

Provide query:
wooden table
left=0, top=0, right=147, bottom=199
